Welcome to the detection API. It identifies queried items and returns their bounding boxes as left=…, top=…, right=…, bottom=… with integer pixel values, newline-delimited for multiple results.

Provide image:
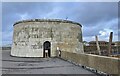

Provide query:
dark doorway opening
left=43, top=41, right=51, bottom=57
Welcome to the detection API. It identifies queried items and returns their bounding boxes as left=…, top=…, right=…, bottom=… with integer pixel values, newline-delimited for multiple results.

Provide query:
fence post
left=108, top=32, right=113, bottom=56
left=95, top=35, right=101, bottom=55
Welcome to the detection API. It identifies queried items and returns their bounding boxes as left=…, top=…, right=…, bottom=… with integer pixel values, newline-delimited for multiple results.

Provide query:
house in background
left=84, top=41, right=120, bottom=57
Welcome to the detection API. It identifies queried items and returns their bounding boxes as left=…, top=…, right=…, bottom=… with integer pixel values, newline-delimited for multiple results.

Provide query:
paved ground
left=2, top=50, right=97, bottom=75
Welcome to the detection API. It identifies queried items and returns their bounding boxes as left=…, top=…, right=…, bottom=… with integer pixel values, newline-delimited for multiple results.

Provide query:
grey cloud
left=3, top=2, right=54, bottom=14
left=2, top=2, right=118, bottom=45
left=74, top=2, right=118, bottom=26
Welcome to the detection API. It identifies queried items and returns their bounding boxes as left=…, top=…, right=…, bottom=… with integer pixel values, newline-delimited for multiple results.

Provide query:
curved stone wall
left=11, top=19, right=84, bottom=57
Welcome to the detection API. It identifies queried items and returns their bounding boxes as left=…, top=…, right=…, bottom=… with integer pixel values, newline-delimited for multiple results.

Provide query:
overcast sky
left=2, top=2, right=118, bottom=46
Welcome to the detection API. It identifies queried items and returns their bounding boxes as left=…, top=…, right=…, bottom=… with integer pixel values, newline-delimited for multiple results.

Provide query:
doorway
left=43, top=41, right=51, bottom=57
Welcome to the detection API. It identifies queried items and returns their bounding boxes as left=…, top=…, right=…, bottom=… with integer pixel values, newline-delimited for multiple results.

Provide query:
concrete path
left=2, top=50, right=97, bottom=75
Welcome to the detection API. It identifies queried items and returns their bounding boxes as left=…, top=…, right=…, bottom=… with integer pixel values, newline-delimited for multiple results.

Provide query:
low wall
left=2, top=47, right=11, bottom=50
left=61, top=51, right=120, bottom=75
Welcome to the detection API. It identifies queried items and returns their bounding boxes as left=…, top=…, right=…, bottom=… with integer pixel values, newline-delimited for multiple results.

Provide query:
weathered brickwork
left=11, top=19, right=84, bottom=57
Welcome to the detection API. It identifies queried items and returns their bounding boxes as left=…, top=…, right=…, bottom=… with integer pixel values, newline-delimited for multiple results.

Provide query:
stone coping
left=13, top=19, right=82, bottom=27
left=61, top=51, right=120, bottom=75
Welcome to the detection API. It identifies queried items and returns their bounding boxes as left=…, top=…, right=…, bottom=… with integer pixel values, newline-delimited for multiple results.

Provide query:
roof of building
left=13, top=19, right=82, bottom=27
left=89, top=41, right=108, bottom=43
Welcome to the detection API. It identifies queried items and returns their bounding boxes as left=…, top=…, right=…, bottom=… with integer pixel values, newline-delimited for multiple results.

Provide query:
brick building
left=84, top=41, right=120, bottom=55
